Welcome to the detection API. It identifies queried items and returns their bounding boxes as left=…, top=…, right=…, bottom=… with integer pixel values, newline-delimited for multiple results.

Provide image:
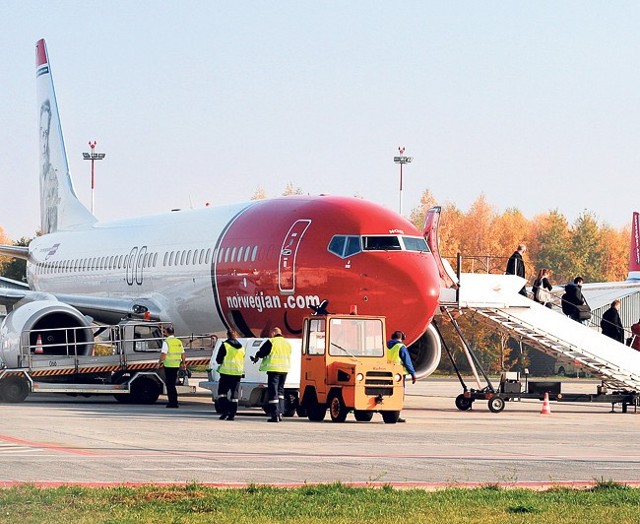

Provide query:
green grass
left=1, top=482, right=640, bottom=523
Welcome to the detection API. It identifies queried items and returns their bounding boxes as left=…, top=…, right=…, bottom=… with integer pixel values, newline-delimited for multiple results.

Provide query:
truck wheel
left=381, top=410, right=401, bottom=424
left=328, top=392, right=349, bottom=423
left=114, top=393, right=132, bottom=403
left=0, top=376, right=30, bottom=403
left=295, top=405, right=307, bottom=418
left=306, top=400, right=327, bottom=422
left=130, top=376, right=161, bottom=404
left=455, top=394, right=473, bottom=411
left=353, top=410, right=374, bottom=422
left=488, top=396, right=506, bottom=413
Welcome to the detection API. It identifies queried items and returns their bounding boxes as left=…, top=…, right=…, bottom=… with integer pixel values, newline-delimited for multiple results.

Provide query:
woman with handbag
left=532, top=268, right=553, bottom=308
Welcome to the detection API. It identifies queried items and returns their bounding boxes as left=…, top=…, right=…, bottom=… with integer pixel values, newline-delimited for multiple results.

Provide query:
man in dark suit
left=506, top=244, right=527, bottom=296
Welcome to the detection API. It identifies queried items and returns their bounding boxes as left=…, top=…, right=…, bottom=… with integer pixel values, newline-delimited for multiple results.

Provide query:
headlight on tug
left=356, top=373, right=364, bottom=382
left=394, top=373, right=402, bottom=382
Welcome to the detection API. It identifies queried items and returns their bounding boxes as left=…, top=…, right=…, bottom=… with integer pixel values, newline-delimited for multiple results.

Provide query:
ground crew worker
left=159, top=325, right=185, bottom=408
left=252, top=327, right=292, bottom=423
left=387, top=330, right=417, bottom=423
left=216, top=329, right=245, bottom=421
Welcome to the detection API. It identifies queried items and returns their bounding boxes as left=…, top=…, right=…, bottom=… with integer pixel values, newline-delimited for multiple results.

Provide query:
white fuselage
left=27, top=202, right=253, bottom=334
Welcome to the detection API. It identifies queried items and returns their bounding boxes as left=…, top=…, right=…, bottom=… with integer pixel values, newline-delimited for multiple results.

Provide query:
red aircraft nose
left=350, top=251, right=440, bottom=345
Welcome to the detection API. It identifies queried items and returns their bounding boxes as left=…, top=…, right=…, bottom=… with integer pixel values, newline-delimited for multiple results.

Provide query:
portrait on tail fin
left=39, top=99, right=59, bottom=234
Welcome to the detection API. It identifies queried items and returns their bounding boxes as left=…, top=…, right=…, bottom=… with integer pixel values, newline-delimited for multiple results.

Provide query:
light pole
left=393, top=146, right=413, bottom=215
left=82, top=141, right=106, bottom=215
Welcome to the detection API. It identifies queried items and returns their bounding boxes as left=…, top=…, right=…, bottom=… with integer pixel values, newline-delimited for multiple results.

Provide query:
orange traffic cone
left=35, top=334, right=44, bottom=354
left=540, top=392, right=551, bottom=415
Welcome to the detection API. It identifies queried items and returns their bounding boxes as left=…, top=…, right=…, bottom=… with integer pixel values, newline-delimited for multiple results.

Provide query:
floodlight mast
left=82, top=141, right=106, bottom=214
left=393, top=146, right=413, bottom=215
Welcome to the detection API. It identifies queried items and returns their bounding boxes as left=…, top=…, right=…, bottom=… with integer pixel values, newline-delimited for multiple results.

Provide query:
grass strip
left=1, top=481, right=639, bottom=523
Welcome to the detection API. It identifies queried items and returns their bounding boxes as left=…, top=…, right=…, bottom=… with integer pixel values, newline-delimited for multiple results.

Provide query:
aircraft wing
left=0, top=288, right=161, bottom=324
left=0, top=244, right=29, bottom=260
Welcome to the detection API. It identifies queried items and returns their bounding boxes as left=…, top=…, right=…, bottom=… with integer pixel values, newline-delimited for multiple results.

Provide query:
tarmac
left=1, top=377, right=639, bottom=488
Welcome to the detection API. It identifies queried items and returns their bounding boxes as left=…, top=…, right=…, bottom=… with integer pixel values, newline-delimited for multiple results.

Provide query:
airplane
left=0, top=39, right=442, bottom=376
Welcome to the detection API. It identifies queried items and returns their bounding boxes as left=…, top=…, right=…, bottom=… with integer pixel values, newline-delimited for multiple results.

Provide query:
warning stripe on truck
left=4, top=356, right=211, bottom=378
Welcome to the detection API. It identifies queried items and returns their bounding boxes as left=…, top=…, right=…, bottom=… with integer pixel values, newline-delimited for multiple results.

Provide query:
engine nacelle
left=407, top=323, right=442, bottom=379
left=0, top=300, right=94, bottom=368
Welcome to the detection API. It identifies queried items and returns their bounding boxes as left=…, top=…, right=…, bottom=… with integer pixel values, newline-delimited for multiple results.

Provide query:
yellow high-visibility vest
left=218, top=342, right=245, bottom=376
left=387, top=342, right=408, bottom=373
left=163, top=337, right=184, bottom=368
left=259, top=337, right=291, bottom=373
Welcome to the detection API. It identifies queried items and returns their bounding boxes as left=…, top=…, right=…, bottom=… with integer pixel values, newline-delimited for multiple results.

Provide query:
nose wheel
left=455, top=394, right=473, bottom=411
left=488, top=395, right=506, bottom=413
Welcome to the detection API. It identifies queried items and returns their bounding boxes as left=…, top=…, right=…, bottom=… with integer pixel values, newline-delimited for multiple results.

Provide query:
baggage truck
left=0, top=318, right=214, bottom=403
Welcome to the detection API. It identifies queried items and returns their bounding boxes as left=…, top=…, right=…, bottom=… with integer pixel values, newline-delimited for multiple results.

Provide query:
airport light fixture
left=82, top=141, right=106, bottom=215
left=393, top=146, right=413, bottom=216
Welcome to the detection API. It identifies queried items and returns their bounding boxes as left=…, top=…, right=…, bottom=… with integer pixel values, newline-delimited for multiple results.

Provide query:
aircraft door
left=126, top=247, right=138, bottom=286
left=278, top=219, right=311, bottom=294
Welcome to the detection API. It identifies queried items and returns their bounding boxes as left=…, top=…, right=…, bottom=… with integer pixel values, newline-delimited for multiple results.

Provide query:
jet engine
left=407, top=323, right=442, bottom=379
left=0, top=300, right=94, bottom=368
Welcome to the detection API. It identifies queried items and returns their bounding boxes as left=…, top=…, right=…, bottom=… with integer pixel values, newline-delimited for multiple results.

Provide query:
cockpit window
left=402, top=236, right=429, bottom=252
left=328, top=235, right=361, bottom=259
left=328, top=234, right=429, bottom=258
left=345, top=236, right=361, bottom=257
left=363, top=236, right=401, bottom=250
left=328, top=236, right=346, bottom=257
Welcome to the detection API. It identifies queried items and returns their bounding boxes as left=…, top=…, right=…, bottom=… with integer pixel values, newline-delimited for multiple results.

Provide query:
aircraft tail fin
left=629, top=212, right=640, bottom=280
left=36, top=39, right=97, bottom=234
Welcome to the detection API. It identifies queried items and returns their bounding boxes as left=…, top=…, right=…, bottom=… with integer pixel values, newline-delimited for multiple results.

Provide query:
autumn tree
left=0, top=225, right=10, bottom=276
left=408, top=188, right=438, bottom=231
left=1, top=237, right=30, bottom=282
left=282, top=182, right=303, bottom=196
left=250, top=186, right=267, bottom=200
left=570, top=211, right=607, bottom=282
left=438, top=202, right=464, bottom=259
left=531, top=210, right=573, bottom=285
left=601, top=225, right=630, bottom=282
left=490, top=207, right=530, bottom=276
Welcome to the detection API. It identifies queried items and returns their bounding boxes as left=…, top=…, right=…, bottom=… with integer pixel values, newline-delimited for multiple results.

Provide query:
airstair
left=442, top=273, right=640, bottom=392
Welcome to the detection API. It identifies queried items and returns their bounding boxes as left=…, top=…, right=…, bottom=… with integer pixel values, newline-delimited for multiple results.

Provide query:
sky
left=1, top=1, right=639, bottom=240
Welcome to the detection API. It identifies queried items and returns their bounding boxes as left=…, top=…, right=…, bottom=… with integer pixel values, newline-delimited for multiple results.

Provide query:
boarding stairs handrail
left=467, top=306, right=640, bottom=391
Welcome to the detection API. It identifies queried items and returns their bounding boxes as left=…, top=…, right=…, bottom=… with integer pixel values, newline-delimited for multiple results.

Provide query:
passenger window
left=186, top=250, right=192, bottom=265
left=224, top=248, right=230, bottom=263
left=244, top=246, right=251, bottom=262
left=193, top=249, right=199, bottom=264
left=169, top=252, right=175, bottom=266
left=231, top=247, right=237, bottom=262
left=180, top=251, right=186, bottom=265
left=237, top=246, right=243, bottom=262
left=251, top=246, right=258, bottom=262
left=205, top=248, right=211, bottom=264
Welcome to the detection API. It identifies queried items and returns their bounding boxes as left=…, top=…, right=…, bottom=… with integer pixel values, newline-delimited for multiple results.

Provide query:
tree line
left=409, top=189, right=629, bottom=286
